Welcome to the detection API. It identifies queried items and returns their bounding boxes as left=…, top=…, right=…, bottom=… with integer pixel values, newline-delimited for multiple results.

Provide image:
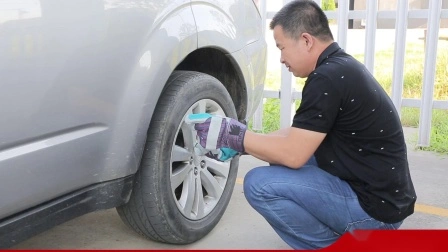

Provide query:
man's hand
left=205, top=147, right=239, bottom=162
left=190, top=139, right=238, bottom=162
left=187, top=113, right=247, bottom=153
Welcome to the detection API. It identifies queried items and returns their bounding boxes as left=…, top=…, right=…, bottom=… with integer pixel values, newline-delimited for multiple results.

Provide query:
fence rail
left=253, top=0, right=448, bottom=147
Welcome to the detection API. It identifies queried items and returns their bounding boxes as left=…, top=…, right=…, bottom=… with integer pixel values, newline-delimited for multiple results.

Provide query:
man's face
left=273, top=25, right=312, bottom=78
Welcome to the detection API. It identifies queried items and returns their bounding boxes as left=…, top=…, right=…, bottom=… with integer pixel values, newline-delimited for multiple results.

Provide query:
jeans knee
left=243, top=167, right=267, bottom=206
left=243, top=169, right=256, bottom=203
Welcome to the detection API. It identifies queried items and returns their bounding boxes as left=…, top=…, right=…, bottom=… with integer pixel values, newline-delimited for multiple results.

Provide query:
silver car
left=0, top=0, right=266, bottom=247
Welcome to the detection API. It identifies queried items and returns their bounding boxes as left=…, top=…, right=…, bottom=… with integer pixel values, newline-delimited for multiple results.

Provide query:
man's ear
left=302, top=33, right=314, bottom=50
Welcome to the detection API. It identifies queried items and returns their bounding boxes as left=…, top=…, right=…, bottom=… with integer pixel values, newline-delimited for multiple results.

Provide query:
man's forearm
left=243, top=131, right=304, bottom=169
left=243, top=127, right=325, bottom=169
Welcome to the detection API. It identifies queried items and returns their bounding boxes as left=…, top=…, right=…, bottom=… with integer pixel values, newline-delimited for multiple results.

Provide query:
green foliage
left=321, top=0, right=336, bottom=11
left=400, top=107, right=420, bottom=127
left=248, top=40, right=448, bottom=154
left=249, top=98, right=281, bottom=133
left=424, top=109, right=448, bottom=154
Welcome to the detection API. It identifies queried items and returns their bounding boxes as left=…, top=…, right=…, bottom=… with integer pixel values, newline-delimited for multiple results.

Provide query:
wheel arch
left=175, top=48, right=248, bottom=122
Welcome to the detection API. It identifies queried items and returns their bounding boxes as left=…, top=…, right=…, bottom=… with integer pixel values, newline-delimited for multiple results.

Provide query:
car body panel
left=0, top=0, right=266, bottom=243
left=0, top=0, right=197, bottom=219
left=191, top=0, right=262, bottom=52
left=241, top=39, right=267, bottom=120
left=191, top=0, right=266, bottom=120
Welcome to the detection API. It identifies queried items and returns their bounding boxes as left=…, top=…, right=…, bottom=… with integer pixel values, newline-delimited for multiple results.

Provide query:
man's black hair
left=270, top=0, right=334, bottom=42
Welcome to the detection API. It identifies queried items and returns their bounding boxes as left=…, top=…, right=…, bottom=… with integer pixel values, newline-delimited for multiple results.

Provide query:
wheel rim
left=170, top=99, right=231, bottom=220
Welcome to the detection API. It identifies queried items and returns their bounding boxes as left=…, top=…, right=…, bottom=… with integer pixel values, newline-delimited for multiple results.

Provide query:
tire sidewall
left=141, top=71, right=239, bottom=242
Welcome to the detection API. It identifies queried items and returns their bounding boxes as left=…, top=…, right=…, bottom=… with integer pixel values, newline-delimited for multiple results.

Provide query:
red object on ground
left=323, top=230, right=447, bottom=252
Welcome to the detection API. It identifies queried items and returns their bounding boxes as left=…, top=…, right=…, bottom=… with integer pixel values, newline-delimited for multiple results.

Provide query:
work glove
left=186, top=113, right=246, bottom=161
left=204, top=147, right=240, bottom=162
left=189, top=138, right=238, bottom=162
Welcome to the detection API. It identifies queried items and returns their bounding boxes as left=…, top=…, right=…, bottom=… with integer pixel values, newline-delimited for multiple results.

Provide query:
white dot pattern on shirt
left=341, top=76, right=345, bottom=79
left=331, top=96, right=403, bottom=202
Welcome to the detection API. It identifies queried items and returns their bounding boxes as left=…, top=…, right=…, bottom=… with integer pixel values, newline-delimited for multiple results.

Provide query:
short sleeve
left=292, top=73, right=342, bottom=133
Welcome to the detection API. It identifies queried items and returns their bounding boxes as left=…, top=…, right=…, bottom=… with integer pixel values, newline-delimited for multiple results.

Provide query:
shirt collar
left=316, top=42, right=341, bottom=67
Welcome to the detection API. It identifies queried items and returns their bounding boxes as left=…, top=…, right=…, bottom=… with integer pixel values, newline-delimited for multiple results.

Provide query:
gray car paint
left=0, top=0, right=266, bottom=220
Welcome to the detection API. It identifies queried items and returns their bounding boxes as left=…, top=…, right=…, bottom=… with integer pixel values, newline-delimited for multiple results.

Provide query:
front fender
left=99, top=2, right=198, bottom=180
left=191, top=0, right=263, bottom=53
left=191, top=0, right=266, bottom=120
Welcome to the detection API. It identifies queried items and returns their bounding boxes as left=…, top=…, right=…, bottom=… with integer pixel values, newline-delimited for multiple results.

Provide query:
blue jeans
left=243, top=156, right=402, bottom=250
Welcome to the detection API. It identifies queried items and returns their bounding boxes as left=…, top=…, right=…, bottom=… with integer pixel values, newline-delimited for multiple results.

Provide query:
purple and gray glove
left=187, top=113, right=247, bottom=153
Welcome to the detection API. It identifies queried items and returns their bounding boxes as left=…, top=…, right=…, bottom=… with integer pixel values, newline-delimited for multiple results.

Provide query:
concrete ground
left=13, top=127, right=448, bottom=249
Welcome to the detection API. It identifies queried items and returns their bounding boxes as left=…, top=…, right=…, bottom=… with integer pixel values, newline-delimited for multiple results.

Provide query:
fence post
left=391, top=0, right=409, bottom=117
left=280, top=66, right=295, bottom=128
left=337, top=0, right=349, bottom=50
left=418, top=0, right=442, bottom=147
left=364, top=0, right=378, bottom=73
left=277, top=0, right=295, bottom=128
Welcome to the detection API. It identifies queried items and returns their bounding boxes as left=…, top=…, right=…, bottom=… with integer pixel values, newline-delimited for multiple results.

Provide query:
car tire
left=116, top=70, right=239, bottom=244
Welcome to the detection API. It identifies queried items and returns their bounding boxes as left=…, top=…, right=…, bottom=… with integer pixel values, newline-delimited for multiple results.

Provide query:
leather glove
left=206, top=147, right=239, bottom=162
left=190, top=139, right=238, bottom=162
left=186, top=113, right=246, bottom=155
left=190, top=113, right=246, bottom=153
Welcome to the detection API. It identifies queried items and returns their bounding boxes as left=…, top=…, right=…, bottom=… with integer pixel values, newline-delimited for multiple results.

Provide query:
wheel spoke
left=171, top=163, right=191, bottom=191
left=193, top=178, right=205, bottom=218
left=180, top=122, right=195, bottom=149
left=201, top=168, right=224, bottom=199
left=179, top=172, right=195, bottom=217
left=171, top=145, right=191, bottom=162
left=193, top=100, right=207, bottom=114
left=209, top=106, right=226, bottom=116
left=205, top=158, right=230, bottom=178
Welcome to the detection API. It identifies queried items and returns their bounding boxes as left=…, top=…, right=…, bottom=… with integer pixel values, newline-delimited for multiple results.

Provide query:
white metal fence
left=253, top=0, right=448, bottom=147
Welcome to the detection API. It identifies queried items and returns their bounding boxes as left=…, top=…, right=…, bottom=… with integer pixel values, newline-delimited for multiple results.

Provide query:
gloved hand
left=190, top=113, right=246, bottom=153
left=186, top=113, right=246, bottom=155
left=205, top=147, right=239, bottom=162
left=190, top=139, right=238, bottom=162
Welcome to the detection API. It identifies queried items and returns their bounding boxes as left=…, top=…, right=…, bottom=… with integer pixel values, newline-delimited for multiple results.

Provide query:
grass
left=248, top=40, right=448, bottom=154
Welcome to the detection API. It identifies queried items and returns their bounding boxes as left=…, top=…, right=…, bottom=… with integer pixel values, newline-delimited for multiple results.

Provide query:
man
left=190, top=0, right=416, bottom=249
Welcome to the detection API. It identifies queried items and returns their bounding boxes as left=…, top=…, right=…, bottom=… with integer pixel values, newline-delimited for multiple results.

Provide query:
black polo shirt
left=292, top=42, right=416, bottom=223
